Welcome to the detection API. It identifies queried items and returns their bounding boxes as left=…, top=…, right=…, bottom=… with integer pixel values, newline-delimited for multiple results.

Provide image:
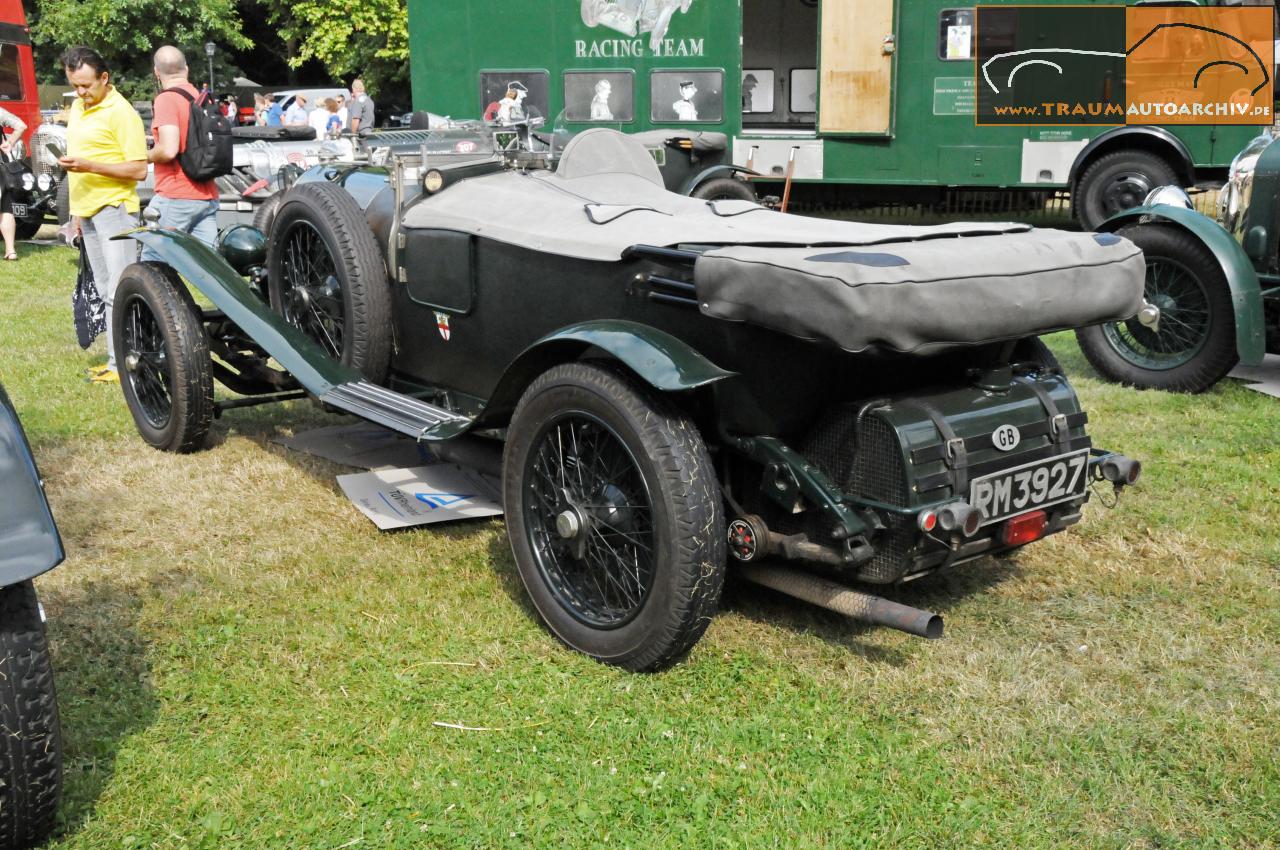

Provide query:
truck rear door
left=819, top=0, right=896, bottom=135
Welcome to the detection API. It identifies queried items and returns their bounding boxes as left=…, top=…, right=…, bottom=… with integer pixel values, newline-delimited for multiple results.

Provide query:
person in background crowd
left=307, top=97, right=332, bottom=138
left=284, top=94, right=309, bottom=127
left=144, top=46, right=219, bottom=260
left=0, top=104, right=29, bottom=261
left=58, top=46, right=147, bottom=384
left=348, top=79, right=375, bottom=134
left=265, top=94, right=283, bottom=127
left=254, top=92, right=269, bottom=125
left=335, top=94, right=349, bottom=129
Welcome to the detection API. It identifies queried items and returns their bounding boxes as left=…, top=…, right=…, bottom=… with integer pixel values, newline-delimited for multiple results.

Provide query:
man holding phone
left=59, top=46, right=147, bottom=384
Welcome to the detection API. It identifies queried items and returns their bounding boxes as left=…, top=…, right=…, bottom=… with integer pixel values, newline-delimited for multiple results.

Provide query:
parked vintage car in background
left=0, top=382, right=64, bottom=850
left=1076, top=131, right=1280, bottom=393
left=108, top=123, right=1143, bottom=671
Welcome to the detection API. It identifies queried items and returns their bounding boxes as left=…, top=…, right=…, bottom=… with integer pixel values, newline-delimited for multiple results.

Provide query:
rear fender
left=118, top=228, right=364, bottom=394
left=475, top=320, right=736, bottom=428
left=681, top=165, right=757, bottom=196
left=1098, top=204, right=1265, bottom=366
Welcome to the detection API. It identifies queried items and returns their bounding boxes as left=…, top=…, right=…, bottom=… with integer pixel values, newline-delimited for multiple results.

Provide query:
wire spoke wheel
left=504, top=363, right=725, bottom=671
left=524, top=412, right=656, bottom=628
left=278, top=220, right=345, bottom=359
left=1076, top=223, right=1238, bottom=393
left=121, top=294, right=174, bottom=430
left=1103, top=255, right=1211, bottom=370
left=265, top=182, right=393, bottom=382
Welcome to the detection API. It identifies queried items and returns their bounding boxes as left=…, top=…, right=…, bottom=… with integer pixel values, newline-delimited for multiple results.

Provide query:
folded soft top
left=402, top=129, right=1145, bottom=353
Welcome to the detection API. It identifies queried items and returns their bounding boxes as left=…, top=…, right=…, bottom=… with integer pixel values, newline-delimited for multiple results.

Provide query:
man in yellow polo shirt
left=58, top=46, right=147, bottom=383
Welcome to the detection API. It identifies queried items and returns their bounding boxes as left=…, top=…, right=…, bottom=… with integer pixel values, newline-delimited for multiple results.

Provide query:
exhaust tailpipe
left=737, top=564, right=943, bottom=640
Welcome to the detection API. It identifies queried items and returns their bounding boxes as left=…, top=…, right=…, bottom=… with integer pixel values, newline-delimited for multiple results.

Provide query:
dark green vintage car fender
left=473, top=320, right=737, bottom=428
left=0, top=382, right=64, bottom=586
left=1098, top=204, right=1266, bottom=367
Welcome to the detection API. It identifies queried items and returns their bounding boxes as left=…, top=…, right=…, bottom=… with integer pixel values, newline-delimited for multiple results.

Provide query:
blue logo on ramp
left=415, top=492, right=474, bottom=510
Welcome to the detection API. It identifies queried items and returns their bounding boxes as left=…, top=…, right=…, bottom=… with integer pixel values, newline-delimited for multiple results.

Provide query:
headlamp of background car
left=36, top=173, right=53, bottom=192
left=1218, top=132, right=1272, bottom=232
left=423, top=169, right=445, bottom=194
left=20, top=173, right=35, bottom=192
left=1142, top=185, right=1191, bottom=210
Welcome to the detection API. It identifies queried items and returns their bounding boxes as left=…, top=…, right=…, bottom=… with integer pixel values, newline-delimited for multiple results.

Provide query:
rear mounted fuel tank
left=801, top=368, right=1091, bottom=583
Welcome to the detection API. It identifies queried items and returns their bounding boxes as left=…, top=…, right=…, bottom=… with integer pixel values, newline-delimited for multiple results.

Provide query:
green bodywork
left=1097, top=203, right=1267, bottom=366
left=123, top=230, right=735, bottom=435
left=408, top=0, right=1259, bottom=191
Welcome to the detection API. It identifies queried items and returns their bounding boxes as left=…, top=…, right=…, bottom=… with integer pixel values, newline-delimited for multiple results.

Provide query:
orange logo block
left=1125, top=6, right=1274, bottom=125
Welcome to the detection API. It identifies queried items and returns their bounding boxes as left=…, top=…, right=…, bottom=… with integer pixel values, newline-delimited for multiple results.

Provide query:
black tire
left=1074, top=150, right=1177, bottom=230
left=0, top=581, right=62, bottom=850
left=691, top=176, right=757, bottom=203
left=503, top=362, right=725, bottom=672
left=54, top=179, right=69, bottom=226
left=251, top=193, right=283, bottom=235
left=266, top=181, right=392, bottom=383
left=114, top=262, right=215, bottom=452
left=1012, top=336, right=1061, bottom=373
left=13, top=213, right=41, bottom=241
left=1075, top=223, right=1237, bottom=393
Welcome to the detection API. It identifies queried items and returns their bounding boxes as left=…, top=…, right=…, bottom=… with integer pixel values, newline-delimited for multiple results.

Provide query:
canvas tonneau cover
left=403, top=129, right=1145, bottom=353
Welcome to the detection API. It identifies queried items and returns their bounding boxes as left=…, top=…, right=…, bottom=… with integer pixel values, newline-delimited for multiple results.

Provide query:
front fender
left=0, top=382, right=63, bottom=586
left=118, top=228, right=364, bottom=394
left=1098, top=204, right=1265, bottom=366
left=475, top=320, right=736, bottom=427
left=681, top=165, right=758, bottom=196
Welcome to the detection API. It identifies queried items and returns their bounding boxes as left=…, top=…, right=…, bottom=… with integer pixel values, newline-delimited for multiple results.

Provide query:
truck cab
left=0, top=0, right=39, bottom=151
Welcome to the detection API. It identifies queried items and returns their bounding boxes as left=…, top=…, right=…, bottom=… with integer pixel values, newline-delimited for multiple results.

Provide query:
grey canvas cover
left=402, top=129, right=1145, bottom=353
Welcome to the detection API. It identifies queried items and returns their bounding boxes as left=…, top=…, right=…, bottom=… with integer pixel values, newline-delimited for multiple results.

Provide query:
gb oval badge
left=992, top=424, right=1021, bottom=452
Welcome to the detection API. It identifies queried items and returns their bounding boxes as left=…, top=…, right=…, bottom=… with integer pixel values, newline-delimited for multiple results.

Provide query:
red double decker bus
left=0, top=0, right=39, bottom=149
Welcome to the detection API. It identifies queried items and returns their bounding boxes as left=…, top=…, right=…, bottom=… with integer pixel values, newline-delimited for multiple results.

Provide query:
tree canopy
left=28, top=0, right=410, bottom=99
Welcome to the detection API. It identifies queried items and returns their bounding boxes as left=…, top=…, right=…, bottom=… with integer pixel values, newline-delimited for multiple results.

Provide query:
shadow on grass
left=39, top=577, right=159, bottom=842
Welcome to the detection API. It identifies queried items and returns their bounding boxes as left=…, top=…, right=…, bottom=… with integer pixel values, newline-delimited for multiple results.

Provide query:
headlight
left=36, top=173, right=53, bottom=192
left=1142, top=186, right=1192, bottom=210
left=20, top=173, right=35, bottom=192
left=423, top=169, right=445, bottom=193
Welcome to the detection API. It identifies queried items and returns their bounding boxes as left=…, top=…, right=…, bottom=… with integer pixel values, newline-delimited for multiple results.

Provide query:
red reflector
left=918, top=510, right=937, bottom=533
left=1001, top=510, right=1047, bottom=546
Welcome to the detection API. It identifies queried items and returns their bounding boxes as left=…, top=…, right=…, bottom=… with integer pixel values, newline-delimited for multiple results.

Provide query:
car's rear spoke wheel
left=504, top=363, right=725, bottom=672
left=524, top=413, right=656, bottom=628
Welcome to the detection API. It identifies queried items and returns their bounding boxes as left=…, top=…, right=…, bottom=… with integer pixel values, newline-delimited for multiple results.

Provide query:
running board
left=320, top=381, right=471, bottom=441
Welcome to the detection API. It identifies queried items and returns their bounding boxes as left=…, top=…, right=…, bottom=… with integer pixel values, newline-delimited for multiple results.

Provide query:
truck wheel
left=267, top=182, right=392, bottom=383
left=1075, top=150, right=1177, bottom=229
left=114, top=262, right=215, bottom=452
left=691, top=177, right=757, bottom=203
left=0, top=581, right=62, bottom=850
left=1076, top=223, right=1237, bottom=392
left=503, top=362, right=725, bottom=672
left=54, top=180, right=69, bottom=226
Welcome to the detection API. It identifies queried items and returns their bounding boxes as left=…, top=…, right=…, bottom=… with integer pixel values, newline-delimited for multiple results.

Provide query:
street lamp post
left=204, top=42, right=216, bottom=91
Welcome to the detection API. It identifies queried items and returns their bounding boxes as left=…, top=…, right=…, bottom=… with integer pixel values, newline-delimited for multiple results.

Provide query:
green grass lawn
left=2, top=236, right=1277, bottom=849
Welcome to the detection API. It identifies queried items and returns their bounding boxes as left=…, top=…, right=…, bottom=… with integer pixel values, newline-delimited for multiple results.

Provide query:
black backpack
left=161, top=87, right=233, bottom=181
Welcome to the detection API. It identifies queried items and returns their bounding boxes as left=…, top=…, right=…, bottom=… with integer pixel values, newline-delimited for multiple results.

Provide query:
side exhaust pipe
left=737, top=564, right=944, bottom=640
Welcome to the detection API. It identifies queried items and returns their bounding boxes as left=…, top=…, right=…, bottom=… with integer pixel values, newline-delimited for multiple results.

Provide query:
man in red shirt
left=142, top=46, right=219, bottom=260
